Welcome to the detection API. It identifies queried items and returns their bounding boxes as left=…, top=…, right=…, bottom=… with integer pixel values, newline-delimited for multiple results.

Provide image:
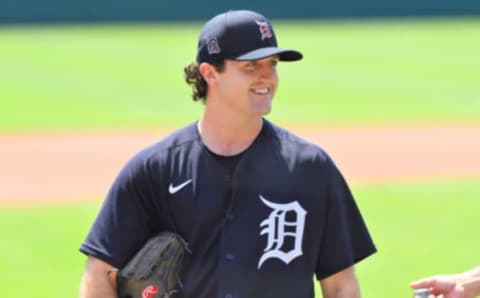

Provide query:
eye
left=245, top=61, right=256, bottom=69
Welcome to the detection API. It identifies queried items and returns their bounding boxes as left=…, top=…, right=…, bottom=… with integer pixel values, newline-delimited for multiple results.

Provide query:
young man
left=79, top=10, right=376, bottom=298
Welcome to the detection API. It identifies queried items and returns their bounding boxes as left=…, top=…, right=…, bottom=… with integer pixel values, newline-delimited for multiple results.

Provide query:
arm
left=463, top=267, right=480, bottom=298
left=79, top=256, right=118, bottom=298
left=320, top=266, right=360, bottom=298
left=410, top=266, right=480, bottom=298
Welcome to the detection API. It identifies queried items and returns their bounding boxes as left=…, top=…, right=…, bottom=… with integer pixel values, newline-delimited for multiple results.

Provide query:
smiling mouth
left=250, top=88, right=270, bottom=95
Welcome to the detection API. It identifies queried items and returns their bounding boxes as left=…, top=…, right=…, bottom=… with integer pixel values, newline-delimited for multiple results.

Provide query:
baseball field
left=1, top=18, right=479, bottom=297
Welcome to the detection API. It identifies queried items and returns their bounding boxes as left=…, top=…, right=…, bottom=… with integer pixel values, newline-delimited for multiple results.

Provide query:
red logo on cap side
left=142, top=284, right=159, bottom=298
left=256, top=21, right=273, bottom=40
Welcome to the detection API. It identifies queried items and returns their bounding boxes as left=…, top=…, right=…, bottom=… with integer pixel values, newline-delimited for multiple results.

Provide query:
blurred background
left=0, top=1, right=479, bottom=297
left=1, top=0, right=480, bottom=23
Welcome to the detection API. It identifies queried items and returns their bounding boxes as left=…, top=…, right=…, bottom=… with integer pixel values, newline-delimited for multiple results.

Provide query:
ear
left=198, top=62, right=218, bottom=86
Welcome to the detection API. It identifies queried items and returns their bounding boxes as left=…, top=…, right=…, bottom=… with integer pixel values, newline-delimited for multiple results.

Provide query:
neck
left=198, top=112, right=263, bottom=156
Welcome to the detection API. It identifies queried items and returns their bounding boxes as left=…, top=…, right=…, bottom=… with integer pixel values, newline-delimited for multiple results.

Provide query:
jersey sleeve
left=315, top=156, right=377, bottom=280
left=79, top=149, right=166, bottom=268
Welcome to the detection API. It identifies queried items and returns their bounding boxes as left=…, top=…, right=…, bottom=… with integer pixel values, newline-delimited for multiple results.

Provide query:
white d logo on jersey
left=257, top=195, right=307, bottom=269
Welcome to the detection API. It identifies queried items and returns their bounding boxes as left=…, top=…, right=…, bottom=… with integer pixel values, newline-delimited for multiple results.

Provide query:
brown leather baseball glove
left=116, top=232, right=190, bottom=298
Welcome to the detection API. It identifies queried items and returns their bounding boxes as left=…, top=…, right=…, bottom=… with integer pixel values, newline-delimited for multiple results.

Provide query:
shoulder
left=138, top=122, right=199, bottom=157
left=123, top=122, right=201, bottom=171
left=261, top=119, right=332, bottom=164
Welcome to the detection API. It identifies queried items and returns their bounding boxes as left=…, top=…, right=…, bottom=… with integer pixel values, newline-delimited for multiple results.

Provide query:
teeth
left=252, top=88, right=269, bottom=95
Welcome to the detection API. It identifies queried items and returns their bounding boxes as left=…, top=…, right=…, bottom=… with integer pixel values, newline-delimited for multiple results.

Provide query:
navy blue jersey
left=80, top=119, right=376, bottom=298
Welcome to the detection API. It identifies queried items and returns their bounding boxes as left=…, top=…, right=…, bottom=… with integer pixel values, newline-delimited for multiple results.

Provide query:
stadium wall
left=1, top=0, right=480, bottom=23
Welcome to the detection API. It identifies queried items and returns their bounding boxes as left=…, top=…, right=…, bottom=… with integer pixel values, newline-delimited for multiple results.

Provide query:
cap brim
left=233, top=47, right=303, bottom=62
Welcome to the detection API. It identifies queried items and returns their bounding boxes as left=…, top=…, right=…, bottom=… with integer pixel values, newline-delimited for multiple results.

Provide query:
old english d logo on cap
left=256, top=20, right=273, bottom=40
left=196, top=10, right=303, bottom=63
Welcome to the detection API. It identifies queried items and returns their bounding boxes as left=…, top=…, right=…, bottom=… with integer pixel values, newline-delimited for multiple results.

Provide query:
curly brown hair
left=183, top=61, right=225, bottom=103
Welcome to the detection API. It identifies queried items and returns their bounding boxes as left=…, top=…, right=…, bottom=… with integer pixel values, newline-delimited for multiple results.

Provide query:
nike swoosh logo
left=168, top=179, right=192, bottom=194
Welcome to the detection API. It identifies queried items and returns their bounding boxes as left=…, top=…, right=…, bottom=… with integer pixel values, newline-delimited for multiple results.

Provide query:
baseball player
left=79, top=10, right=376, bottom=298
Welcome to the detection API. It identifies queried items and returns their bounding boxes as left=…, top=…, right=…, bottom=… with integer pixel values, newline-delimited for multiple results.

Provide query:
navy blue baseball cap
left=196, top=10, right=303, bottom=64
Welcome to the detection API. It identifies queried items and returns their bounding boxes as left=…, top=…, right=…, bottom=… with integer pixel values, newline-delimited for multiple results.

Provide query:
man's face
left=214, top=55, right=279, bottom=117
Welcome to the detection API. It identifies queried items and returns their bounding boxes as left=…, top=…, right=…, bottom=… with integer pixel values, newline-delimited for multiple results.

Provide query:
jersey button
left=227, top=213, right=235, bottom=221
left=225, top=253, right=235, bottom=261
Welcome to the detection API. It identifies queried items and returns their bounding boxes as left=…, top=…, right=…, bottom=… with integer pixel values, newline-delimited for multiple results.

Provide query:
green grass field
left=352, top=179, right=479, bottom=297
left=0, top=18, right=479, bottom=132
left=1, top=180, right=478, bottom=297
left=1, top=18, right=479, bottom=297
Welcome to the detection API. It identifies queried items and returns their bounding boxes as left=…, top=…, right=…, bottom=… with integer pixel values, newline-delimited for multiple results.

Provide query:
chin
left=250, top=100, right=272, bottom=115
left=255, top=106, right=272, bottom=116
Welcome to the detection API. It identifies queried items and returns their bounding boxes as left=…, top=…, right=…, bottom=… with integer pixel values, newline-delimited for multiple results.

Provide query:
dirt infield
left=1, top=124, right=479, bottom=206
